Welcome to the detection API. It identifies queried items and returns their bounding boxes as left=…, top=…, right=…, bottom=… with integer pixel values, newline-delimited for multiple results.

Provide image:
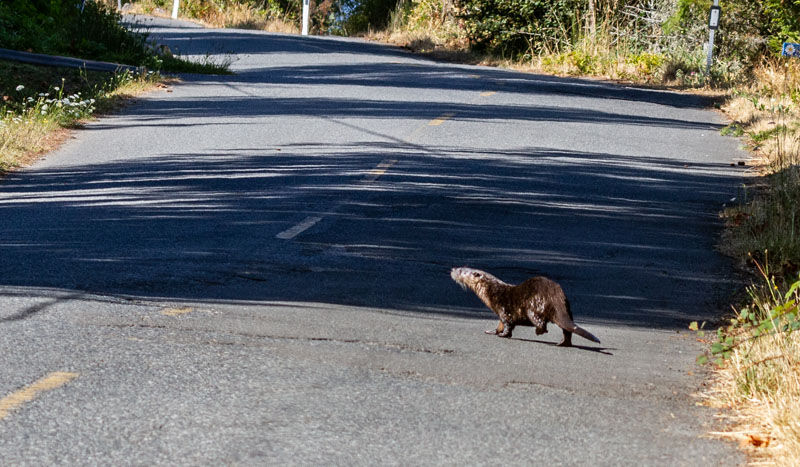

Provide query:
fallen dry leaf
left=747, top=434, right=771, bottom=448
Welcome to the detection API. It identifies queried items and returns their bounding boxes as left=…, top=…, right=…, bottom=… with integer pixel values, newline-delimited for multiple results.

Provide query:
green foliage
left=457, top=0, right=582, bottom=56
left=763, top=0, right=800, bottom=51
left=540, top=49, right=598, bottom=74
left=692, top=261, right=800, bottom=366
left=336, top=0, right=399, bottom=34
left=0, top=1, right=229, bottom=73
left=627, top=52, right=664, bottom=75
left=0, top=1, right=154, bottom=65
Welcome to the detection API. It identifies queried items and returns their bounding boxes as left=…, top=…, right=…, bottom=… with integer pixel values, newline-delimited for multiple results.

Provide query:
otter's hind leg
left=557, top=329, right=573, bottom=347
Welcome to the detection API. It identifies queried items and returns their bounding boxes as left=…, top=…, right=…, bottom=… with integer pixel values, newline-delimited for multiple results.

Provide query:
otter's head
left=450, top=267, right=501, bottom=295
left=451, top=267, right=509, bottom=312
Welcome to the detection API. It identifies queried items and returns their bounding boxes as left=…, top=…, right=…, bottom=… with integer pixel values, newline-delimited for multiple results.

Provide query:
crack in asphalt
left=94, top=321, right=457, bottom=355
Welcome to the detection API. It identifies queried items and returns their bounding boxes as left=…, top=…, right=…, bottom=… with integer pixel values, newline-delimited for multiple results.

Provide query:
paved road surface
left=0, top=16, right=747, bottom=465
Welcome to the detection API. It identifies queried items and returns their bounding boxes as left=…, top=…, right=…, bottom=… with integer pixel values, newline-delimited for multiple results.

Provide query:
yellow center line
left=480, top=91, right=496, bottom=97
left=0, top=372, right=79, bottom=420
left=363, top=159, right=398, bottom=183
left=161, top=306, right=194, bottom=317
left=429, top=113, right=455, bottom=126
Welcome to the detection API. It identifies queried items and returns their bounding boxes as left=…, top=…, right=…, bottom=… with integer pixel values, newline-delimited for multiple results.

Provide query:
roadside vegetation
left=0, top=61, right=159, bottom=172
left=0, top=0, right=229, bottom=173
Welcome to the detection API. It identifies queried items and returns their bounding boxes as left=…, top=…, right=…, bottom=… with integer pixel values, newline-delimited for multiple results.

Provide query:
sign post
left=302, top=0, right=310, bottom=35
left=705, top=0, right=721, bottom=75
left=172, top=0, right=180, bottom=19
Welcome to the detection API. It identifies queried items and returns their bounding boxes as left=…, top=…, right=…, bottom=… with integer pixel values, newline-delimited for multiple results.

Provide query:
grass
left=719, top=60, right=800, bottom=276
left=705, top=61, right=800, bottom=467
left=0, top=60, right=163, bottom=173
left=694, top=264, right=800, bottom=465
left=682, top=56, right=800, bottom=467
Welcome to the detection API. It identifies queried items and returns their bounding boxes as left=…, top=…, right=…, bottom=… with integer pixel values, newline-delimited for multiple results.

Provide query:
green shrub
left=764, top=0, right=800, bottom=52
left=335, top=0, right=399, bottom=33
left=457, top=0, right=581, bottom=56
left=0, top=0, right=154, bottom=66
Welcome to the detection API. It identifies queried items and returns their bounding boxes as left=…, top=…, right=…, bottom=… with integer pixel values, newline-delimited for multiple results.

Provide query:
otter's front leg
left=486, top=319, right=513, bottom=338
left=485, top=320, right=503, bottom=335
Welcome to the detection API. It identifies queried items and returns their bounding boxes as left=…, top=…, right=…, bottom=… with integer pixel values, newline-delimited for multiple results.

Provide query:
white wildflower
left=15, top=85, right=24, bottom=91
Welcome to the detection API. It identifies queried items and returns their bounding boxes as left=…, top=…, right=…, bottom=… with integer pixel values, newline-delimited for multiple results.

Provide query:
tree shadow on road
left=0, top=140, right=744, bottom=331
left=0, top=29, right=747, bottom=331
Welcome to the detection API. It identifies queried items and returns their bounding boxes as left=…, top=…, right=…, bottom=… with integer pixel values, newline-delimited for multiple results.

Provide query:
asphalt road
left=0, top=16, right=748, bottom=465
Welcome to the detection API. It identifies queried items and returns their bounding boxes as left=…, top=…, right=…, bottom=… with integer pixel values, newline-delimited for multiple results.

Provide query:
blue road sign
left=783, top=42, right=800, bottom=58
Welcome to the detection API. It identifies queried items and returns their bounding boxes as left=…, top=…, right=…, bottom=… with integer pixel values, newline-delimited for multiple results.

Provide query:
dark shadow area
left=96, top=94, right=719, bottom=131
left=180, top=60, right=719, bottom=110
left=510, top=338, right=616, bottom=356
left=0, top=292, right=85, bottom=322
left=0, top=141, right=741, bottom=330
left=0, top=26, right=743, bottom=332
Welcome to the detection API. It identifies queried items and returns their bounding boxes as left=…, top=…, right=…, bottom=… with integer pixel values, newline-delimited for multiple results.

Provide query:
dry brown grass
left=699, top=272, right=800, bottom=465
left=718, top=59, right=800, bottom=275
left=0, top=118, right=61, bottom=171
left=722, top=60, right=800, bottom=171
left=126, top=1, right=299, bottom=34
left=705, top=58, right=800, bottom=467
left=1, top=74, right=162, bottom=174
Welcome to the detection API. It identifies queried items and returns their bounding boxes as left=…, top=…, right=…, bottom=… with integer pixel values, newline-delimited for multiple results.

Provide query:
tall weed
left=694, top=264, right=800, bottom=464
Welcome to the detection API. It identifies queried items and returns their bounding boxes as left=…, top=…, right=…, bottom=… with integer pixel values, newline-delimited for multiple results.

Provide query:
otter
left=450, top=267, right=600, bottom=347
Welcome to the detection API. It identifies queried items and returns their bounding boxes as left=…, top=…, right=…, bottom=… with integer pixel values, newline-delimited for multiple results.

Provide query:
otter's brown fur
left=450, top=267, right=600, bottom=346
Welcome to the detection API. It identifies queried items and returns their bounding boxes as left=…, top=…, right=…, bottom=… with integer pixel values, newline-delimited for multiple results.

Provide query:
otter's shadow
left=511, top=337, right=615, bottom=356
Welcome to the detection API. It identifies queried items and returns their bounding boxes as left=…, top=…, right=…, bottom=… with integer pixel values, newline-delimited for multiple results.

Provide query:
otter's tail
left=571, top=325, right=601, bottom=344
left=558, top=299, right=601, bottom=344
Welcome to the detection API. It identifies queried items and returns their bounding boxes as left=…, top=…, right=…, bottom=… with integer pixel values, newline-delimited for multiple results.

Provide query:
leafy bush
left=0, top=0, right=156, bottom=66
left=335, top=0, right=399, bottom=34
left=764, top=0, right=800, bottom=51
left=456, top=0, right=582, bottom=56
